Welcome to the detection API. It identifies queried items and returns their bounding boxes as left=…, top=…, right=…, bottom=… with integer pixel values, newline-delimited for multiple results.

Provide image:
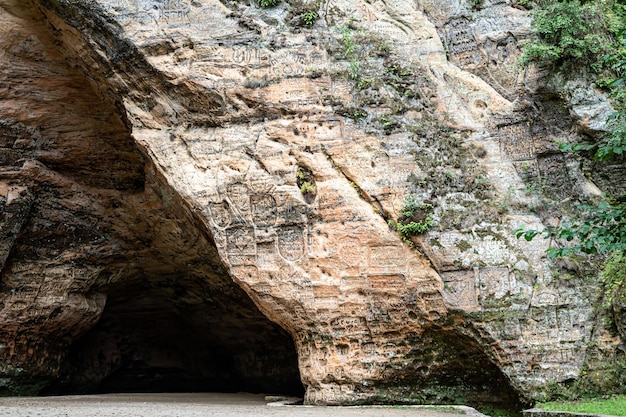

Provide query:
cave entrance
left=44, top=275, right=304, bottom=397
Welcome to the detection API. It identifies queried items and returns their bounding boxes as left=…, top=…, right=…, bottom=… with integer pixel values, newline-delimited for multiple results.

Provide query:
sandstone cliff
left=0, top=0, right=623, bottom=409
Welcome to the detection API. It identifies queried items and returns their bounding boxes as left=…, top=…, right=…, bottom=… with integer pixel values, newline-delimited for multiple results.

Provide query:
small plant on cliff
left=401, top=195, right=421, bottom=217
left=286, top=0, right=321, bottom=27
left=389, top=196, right=433, bottom=246
left=340, top=22, right=357, bottom=57
left=393, top=218, right=432, bottom=236
left=259, top=0, right=281, bottom=8
left=296, top=167, right=317, bottom=202
left=299, top=181, right=316, bottom=194
left=302, top=10, right=318, bottom=26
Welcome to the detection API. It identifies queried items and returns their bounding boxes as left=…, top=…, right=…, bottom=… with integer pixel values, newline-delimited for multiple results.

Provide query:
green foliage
left=539, top=394, right=626, bottom=416
left=334, top=106, right=367, bottom=120
left=299, top=181, right=316, bottom=194
left=349, top=181, right=362, bottom=194
left=357, top=77, right=373, bottom=90
left=521, top=0, right=626, bottom=70
left=514, top=199, right=626, bottom=257
left=395, top=218, right=432, bottom=235
left=600, top=250, right=626, bottom=307
left=296, top=167, right=316, bottom=199
left=286, top=0, right=320, bottom=27
left=340, top=23, right=356, bottom=57
left=302, top=10, right=318, bottom=26
left=559, top=113, right=626, bottom=160
left=538, top=357, right=626, bottom=402
left=388, top=219, right=431, bottom=246
left=334, top=21, right=366, bottom=81
left=259, top=0, right=281, bottom=7
left=516, top=0, right=534, bottom=9
left=349, top=60, right=361, bottom=79
left=401, top=194, right=421, bottom=218
left=604, top=27, right=626, bottom=83
left=389, top=196, right=434, bottom=246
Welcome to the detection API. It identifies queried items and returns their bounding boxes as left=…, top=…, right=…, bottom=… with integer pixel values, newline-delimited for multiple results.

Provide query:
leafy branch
left=514, top=200, right=626, bottom=258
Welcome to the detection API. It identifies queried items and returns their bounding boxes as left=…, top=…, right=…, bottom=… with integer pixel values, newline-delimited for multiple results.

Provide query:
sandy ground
left=0, top=393, right=489, bottom=417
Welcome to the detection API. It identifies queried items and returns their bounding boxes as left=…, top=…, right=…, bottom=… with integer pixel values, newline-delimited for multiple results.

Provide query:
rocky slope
left=0, top=0, right=624, bottom=409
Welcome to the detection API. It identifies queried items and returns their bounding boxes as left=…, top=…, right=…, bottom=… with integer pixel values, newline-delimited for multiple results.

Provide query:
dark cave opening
left=367, top=326, right=526, bottom=411
left=43, top=276, right=304, bottom=397
left=413, top=327, right=526, bottom=410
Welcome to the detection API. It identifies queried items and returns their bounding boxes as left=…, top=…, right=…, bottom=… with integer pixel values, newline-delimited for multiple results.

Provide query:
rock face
left=0, top=0, right=624, bottom=409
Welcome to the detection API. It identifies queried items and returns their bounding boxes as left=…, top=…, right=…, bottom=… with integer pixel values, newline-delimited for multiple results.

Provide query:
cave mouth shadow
left=42, top=276, right=304, bottom=397
left=407, top=326, right=526, bottom=412
left=364, top=325, right=527, bottom=412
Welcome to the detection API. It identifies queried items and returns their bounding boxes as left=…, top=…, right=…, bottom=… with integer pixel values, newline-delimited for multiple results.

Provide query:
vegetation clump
left=521, top=0, right=626, bottom=71
left=286, top=0, right=320, bottom=27
left=259, top=0, right=281, bottom=8
left=539, top=394, right=626, bottom=416
left=388, top=196, right=433, bottom=246
left=296, top=167, right=317, bottom=203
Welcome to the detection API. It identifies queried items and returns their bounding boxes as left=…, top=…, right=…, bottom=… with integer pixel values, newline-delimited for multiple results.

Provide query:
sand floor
left=0, top=393, right=489, bottom=417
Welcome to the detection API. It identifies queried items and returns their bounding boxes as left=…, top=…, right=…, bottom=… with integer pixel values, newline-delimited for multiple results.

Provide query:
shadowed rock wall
left=0, top=0, right=301, bottom=396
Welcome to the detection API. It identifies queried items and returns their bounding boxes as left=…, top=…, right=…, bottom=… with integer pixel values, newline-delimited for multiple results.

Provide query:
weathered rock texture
left=0, top=0, right=624, bottom=409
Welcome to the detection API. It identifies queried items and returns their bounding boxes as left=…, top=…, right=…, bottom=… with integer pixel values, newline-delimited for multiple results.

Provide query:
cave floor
left=0, top=393, right=487, bottom=417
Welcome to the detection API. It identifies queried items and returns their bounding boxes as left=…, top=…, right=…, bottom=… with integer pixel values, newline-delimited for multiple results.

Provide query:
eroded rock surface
left=0, top=0, right=301, bottom=397
left=0, top=0, right=624, bottom=408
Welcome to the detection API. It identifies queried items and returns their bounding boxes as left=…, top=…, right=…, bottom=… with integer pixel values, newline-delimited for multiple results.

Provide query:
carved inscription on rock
left=256, top=241, right=278, bottom=270
left=186, top=128, right=223, bottom=156
left=232, top=48, right=265, bottom=68
left=479, top=267, right=511, bottom=306
left=331, top=316, right=365, bottom=330
left=231, top=265, right=259, bottom=284
left=338, top=237, right=367, bottom=267
left=227, top=183, right=250, bottom=213
left=484, top=35, right=523, bottom=100
left=367, top=275, right=405, bottom=291
left=444, top=19, right=484, bottom=68
left=283, top=201, right=308, bottom=224
left=513, top=160, right=540, bottom=182
left=501, top=316, right=522, bottom=340
left=208, top=201, right=232, bottom=229
left=537, top=154, right=572, bottom=199
left=371, top=20, right=409, bottom=44
left=299, top=119, right=344, bottom=146
left=251, top=194, right=277, bottom=227
left=269, top=49, right=328, bottom=77
left=498, top=122, right=535, bottom=161
left=369, top=245, right=405, bottom=274
left=227, top=227, right=255, bottom=255
left=277, top=226, right=305, bottom=261
left=105, top=0, right=191, bottom=25
left=160, top=0, right=191, bottom=25
left=532, top=289, right=561, bottom=306
left=441, top=270, right=478, bottom=311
